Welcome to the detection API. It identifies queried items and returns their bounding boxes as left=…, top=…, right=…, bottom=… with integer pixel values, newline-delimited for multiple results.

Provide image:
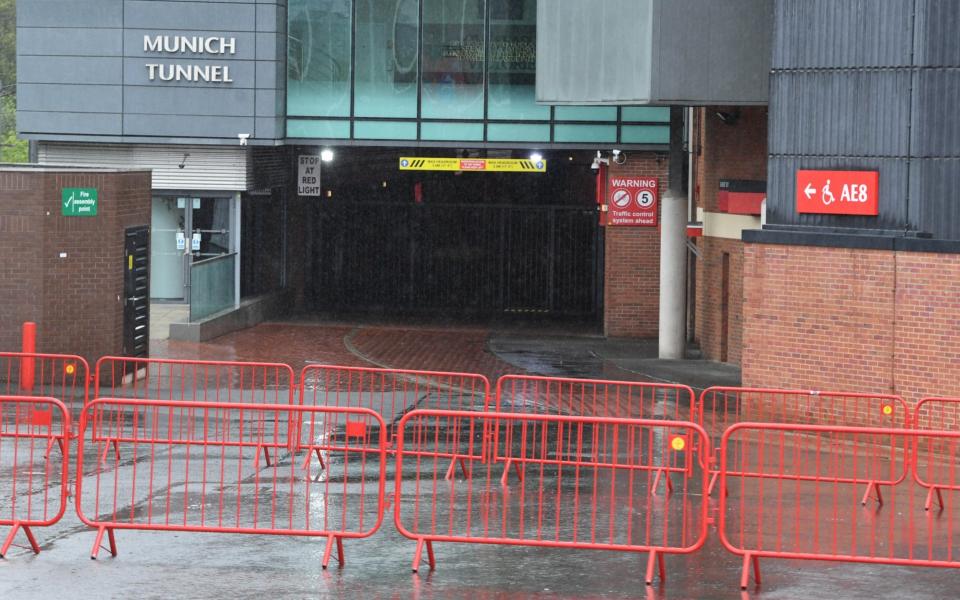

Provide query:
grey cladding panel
left=911, top=70, right=960, bottom=157
left=124, top=1, right=257, bottom=31
left=123, top=58, right=256, bottom=88
left=255, top=89, right=284, bottom=117
left=910, top=159, right=960, bottom=239
left=769, top=70, right=911, bottom=157
left=766, top=155, right=910, bottom=231
left=18, top=111, right=123, bottom=135
left=654, top=0, right=771, bottom=104
left=125, top=30, right=257, bottom=60
left=18, top=56, right=123, bottom=85
left=18, top=28, right=123, bottom=56
left=124, top=113, right=255, bottom=138
left=124, top=87, right=255, bottom=117
left=18, top=84, right=123, bottom=113
left=536, top=0, right=653, bottom=104
left=773, top=0, right=913, bottom=69
left=915, top=0, right=960, bottom=66
left=18, top=0, right=123, bottom=28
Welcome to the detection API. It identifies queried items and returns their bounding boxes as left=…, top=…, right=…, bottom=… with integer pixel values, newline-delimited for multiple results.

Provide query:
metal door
left=123, top=226, right=150, bottom=357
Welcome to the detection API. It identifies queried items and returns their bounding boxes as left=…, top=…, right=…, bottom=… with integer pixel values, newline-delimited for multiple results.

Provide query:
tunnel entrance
left=296, top=148, right=603, bottom=325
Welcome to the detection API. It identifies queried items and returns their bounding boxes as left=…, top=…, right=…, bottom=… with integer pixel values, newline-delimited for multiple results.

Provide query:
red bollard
left=21, top=321, right=36, bottom=392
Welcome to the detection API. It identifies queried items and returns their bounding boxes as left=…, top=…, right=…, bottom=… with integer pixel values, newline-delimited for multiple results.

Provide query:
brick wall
left=695, top=237, right=744, bottom=364
left=0, top=168, right=151, bottom=366
left=603, top=153, right=668, bottom=337
left=743, top=242, right=960, bottom=405
left=694, top=106, right=767, bottom=363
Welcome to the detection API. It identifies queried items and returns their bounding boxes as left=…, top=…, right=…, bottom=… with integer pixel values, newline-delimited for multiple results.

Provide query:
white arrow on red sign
left=804, top=183, right=816, bottom=200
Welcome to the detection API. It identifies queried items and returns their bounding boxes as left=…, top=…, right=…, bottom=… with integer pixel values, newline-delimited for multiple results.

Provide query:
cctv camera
left=590, top=159, right=600, bottom=171
left=612, top=149, right=621, bottom=157
left=238, top=133, right=250, bottom=146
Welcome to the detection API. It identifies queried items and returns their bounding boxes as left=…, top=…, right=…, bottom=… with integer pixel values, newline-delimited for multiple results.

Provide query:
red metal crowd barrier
left=76, top=398, right=386, bottom=566
left=0, top=396, right=71, bottom=558
left=913, top=397, right=960, bottom=510
left=300, top=364, right=490, bottom=449
left=394, top=409, right=710, bottom=584
left=699, top=387, right=909, bottom=495
left=0, top=352, right=89, bottom=420
left=720, top=422, right=960, bottom=589
left=493, top=375, right=697, bottom=420
left=95, top=357, right=296, bottom=405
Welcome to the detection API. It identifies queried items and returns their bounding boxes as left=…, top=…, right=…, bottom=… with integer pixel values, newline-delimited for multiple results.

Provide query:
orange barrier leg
left=444, top=456, right=470, bottom=481
left=90, top=526, right=117, bottom=559
left=315, top=448, right=325, bottom=470
left=321, top=534, right=344, bottom=569
left=1, top=523, right=41, bottom=558
left=860, top=481, right=883, bottom=507
left=706, top=471, right=717, bottom=496
left=925, top=486, right=945, bottom=511
left=645, top=550, right=665, bottom=585
left=740, top=553, right=760, bottom=590
left=651, top=468, right=674, bottom=497
left=412, top=538, right=437, bottom=573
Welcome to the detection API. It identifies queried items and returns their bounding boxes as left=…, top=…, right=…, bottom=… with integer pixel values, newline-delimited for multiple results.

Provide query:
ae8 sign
left=608, top=177, right=658, bottom=227
left=796, top=170, right=879, bottom=215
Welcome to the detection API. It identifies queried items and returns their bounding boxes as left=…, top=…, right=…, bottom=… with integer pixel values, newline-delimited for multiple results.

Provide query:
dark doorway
left=720, top=251, right=730, bottom=363
left=301, top=148, right=603, bottom=325
left=123, top=226, right=150, bottom=357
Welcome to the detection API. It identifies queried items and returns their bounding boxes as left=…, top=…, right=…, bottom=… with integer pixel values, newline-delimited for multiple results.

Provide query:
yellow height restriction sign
left=399, top=157, right=546, bottom=173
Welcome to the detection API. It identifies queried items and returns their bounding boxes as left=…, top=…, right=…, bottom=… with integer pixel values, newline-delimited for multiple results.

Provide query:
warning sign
left=399, top=157, right=546, bottom=173
left=608, top=177, right=658, bottom=227
left=298, top=155, right=321, bottom=196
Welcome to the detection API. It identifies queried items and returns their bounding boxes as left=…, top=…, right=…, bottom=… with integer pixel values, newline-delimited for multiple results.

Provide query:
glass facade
left=287, top=0, right=670, bottom=145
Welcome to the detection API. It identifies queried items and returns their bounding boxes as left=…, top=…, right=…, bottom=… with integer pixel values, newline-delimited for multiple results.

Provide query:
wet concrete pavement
left=3, top=320, right=959, bottom=598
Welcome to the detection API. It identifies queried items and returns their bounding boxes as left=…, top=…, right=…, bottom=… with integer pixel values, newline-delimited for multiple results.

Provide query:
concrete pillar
left=659, top=106, right=687, bottom=359
left=659, top=190, right=687, bottom=359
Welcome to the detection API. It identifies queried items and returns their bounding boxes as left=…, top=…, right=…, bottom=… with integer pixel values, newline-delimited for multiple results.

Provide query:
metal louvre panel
left=773, top=0, right=913, bottom=70
left=37, top=143, right=251, bottom=191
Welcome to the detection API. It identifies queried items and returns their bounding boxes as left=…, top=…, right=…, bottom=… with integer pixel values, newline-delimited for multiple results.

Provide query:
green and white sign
left=61, top=188, right=98, bottom=217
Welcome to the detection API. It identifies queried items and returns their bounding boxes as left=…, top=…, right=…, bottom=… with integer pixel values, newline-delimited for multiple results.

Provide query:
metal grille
left=308, top=201, right=601, bottom=320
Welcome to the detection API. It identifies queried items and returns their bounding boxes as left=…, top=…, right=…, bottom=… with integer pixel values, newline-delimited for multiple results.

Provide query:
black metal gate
left=123, top=226, right=150, bottom=357
left=307, top=201, right=602, bottom=322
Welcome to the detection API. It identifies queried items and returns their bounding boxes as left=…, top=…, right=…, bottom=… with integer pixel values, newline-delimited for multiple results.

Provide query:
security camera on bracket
left=590, top=151, right=610, bottom=171
left=238, top=133, right=250, bottom=146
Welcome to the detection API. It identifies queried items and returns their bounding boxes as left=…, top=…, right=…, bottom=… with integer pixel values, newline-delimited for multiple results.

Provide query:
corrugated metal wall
left=768, top=0, right=960, bottom=239
left=38, top=143, right=252, bottom=191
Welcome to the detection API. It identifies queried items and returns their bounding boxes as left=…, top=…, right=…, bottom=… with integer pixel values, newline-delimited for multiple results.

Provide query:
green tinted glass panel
left=287, top=0, right=352, bottom=117
left=554, top=124, right=617, bottom=143
left=287, top=119, right=351, bottom=138
left=622, top=107, right=670, bottom=122
left=354, top=120, right=418, bottom=140
left=554, top=106, right=617, bottom=121
left=355, top=0, right=419, bottom=117
left=621, top=125, right=670, bottom=144
left=421, top=0, right=485, bottom=119
left=421, top=122, right=484, bottom=141
left=488, top=0, right=546, bottom=120
left=487, top=123, right=550, bottom=142
left=190, top=254, right=236, bottom=321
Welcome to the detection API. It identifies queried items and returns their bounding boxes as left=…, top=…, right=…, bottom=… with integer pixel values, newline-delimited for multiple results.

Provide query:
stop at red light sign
left=608, top=177, right=658, bottom=226
left=796, top=170, right=879, bottom=215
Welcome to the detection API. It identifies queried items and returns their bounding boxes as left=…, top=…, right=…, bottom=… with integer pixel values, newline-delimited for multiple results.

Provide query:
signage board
left=608, top=177, right=658, bottom=227
left=61, top=188, right=98, bottom=217
left=796, top=170, right=879, bottom=215
left=298, top=155, right=322, bottom=196
left=399, top=157, right=546, bottom=173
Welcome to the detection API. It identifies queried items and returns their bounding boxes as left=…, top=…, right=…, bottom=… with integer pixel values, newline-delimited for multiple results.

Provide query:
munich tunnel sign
left=399, top=157, right=546, bottom=172
left=796, top=170, right=879, bottom=215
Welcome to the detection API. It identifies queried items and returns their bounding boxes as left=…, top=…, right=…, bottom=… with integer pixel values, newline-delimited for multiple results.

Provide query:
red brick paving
left=150, top=322, right=520, bottom=381
left=347, top=325, right=522, bottom=381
